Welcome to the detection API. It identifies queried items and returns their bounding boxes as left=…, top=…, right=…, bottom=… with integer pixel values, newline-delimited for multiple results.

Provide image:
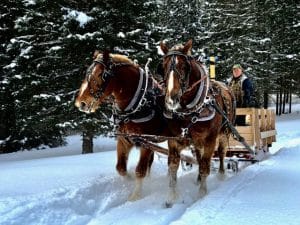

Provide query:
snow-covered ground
left=0, top=104, right=300, bottom=225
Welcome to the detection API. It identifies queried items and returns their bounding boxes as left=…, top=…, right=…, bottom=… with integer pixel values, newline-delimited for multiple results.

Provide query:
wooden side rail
left=228, top=108, right=276, bottom=153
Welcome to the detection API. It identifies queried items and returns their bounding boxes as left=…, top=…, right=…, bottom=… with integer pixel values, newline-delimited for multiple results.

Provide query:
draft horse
left=160, top=40, right=235, bottom=207
left=75, top=51, right=169, bottom=201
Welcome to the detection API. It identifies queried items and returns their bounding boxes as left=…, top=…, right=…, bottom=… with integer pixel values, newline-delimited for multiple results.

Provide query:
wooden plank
left=260, top=109, right=267, bottom=146
left=261, top=130, right=277, bottom=139
left=260, top=109, right=266, bottom=131
left=252, top=108, right=260, bottom=148
left=265, top=109, right=272, bottom=145
left=231, top=133, right=254, bottom=140
left=271, top=110, right=276, bottom=142
left=235, top=108, right=254, bottom=115
left=229, top=138, right=254, bottom=146
left=235, top=126, right=253, bottom=134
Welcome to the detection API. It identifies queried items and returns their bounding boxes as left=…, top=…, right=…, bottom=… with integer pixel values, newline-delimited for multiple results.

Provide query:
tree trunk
left=279, top=89, right=282, bottom=116
left=276, top=92, right=279, bottom=115
left=0, top=89, right=17, bottom=153
left=82, top=131, right=93, bottom=154
left=263, top=91, right=268, bottom=109
left=289, top=90, right=292, bottom=113
left=282, top=91, right=286, bottom=114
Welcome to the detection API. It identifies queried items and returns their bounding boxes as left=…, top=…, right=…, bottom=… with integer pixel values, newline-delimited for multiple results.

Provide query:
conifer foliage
left=0, top=0, right=299, bottom=152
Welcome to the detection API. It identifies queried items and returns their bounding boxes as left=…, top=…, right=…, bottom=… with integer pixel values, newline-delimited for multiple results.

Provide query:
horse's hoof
left=125, top=173, right=135, bottom=180
left=117, top=169, right=127, bottom=177
left=128, top=193, right=141, bottom=202
left=199, top=188, right=207, bottom=198
left=165, top=201, right=173, bottom=208
left=217, top=172, right=226, bottom=181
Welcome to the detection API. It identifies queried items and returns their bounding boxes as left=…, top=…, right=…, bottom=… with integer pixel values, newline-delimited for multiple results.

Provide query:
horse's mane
left=95, top=53, right=135, bottom=65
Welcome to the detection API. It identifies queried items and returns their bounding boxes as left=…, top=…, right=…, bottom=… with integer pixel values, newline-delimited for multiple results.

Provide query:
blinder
left=93, top=57, right=114, bottom=82
left=85, top=57, right=114, bottom=100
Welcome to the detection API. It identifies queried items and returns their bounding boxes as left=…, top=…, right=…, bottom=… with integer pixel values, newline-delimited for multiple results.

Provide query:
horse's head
left=75, top=50, right=112, bottom=113
left=160, top=39, right=193, bottom=112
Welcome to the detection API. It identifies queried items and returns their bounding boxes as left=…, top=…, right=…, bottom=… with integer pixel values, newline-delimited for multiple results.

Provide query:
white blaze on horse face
left=167, top=70, right=175, bottom=94
left=79, top=80, right=88, bottom=98
left=166, top=56, right=178, bottom=95
left=166, top=57, right=180, bottom=111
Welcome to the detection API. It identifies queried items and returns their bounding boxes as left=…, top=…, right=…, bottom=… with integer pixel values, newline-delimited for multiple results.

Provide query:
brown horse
left=75, top=51, right=169, bottom=201
left=160, top=40, right=235, bottom=207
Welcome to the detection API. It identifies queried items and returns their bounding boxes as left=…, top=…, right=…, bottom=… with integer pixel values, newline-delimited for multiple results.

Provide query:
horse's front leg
left=165, top=140, right=181, bottom=208
left=198, top=140, right=216, bottom=197
left=116, top=137, right=133, bottom=177
left=128, top=147, right=154, bottom=201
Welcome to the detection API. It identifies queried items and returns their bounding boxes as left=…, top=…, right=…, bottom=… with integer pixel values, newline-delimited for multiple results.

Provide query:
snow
left=63, top=8, right=93, bottom=28
left=4, top=62, right=17, bottom=69
left=33, top=94, right=52, bottom=99
left=49, top=46, right=62, bottom=52
left=117, top=32, right=126, bottom=38
left=293, top=23, right=300, bottom=28
left=23, top=0, right=36, bottom=6
left=67, top=32, right=102, bottom=41
left=20, top=46, right=33, bottom=59
left=13, top=75, right=22, bottom=79
left=286, top=54, right=296, bottom=59
left=127, top=29, right=142, bottom=36
left=0, top=105, right=300, bottom=225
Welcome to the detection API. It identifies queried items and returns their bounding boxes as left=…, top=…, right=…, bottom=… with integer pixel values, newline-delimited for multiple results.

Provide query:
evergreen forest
left=1, top=0, right=299, bottom=153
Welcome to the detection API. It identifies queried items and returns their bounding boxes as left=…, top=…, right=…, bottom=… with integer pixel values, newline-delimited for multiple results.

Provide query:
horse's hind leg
left=128, top=147, right=153, bottom=201
left=217, top=135, right=227, bottom=175
left=147, top=150, right=154, bottom=176
left=116, top=137, right=133, bottom=177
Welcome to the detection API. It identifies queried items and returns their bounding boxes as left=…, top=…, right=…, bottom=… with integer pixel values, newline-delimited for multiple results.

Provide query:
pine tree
left=0, top=0, right=112, bottom=152
left=1, top=0, right=33, bottom=152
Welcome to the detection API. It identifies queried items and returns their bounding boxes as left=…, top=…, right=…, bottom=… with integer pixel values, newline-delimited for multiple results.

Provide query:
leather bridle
left=163, top=51, right=193, bottom=94
left=85, top=57, right=114, bottom=100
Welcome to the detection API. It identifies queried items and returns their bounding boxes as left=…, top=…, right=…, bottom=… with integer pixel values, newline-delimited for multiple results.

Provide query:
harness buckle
left=140, top=98, right=147, bottom=107
left=191, top=116, right=198, bottom=123
left=181, top=128, right=189, bottom=138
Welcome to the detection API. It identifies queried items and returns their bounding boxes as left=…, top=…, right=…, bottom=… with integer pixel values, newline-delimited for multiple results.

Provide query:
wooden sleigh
left=130, top=107, right=277, bottom=170
left=226, top=108, right=276, bottom=158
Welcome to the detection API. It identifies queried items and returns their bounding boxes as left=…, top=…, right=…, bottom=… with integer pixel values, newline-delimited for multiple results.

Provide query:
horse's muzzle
left=75, top=100, right=93, bottom=114
left=165, top=96, right=181, bottom=112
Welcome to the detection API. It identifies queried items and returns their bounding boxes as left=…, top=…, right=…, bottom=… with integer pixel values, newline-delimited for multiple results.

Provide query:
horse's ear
left=160, top=41, right=169, bottom=55
left=182, top=39, right=193, bottom=55
left=102, top=49, right=110, bottom=66
left=93, top=50, right=101, bottom=59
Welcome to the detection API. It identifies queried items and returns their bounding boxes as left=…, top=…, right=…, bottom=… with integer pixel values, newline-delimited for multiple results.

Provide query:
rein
left=185, top=75, right=207, bottom=93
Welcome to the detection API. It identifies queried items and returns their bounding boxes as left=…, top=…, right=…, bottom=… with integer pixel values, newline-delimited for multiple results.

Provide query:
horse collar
left=113, top=67, right=151, bottom=120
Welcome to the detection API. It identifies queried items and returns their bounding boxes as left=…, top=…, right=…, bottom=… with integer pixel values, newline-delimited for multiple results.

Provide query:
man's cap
left=232, top=64, right=242, bottom=69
